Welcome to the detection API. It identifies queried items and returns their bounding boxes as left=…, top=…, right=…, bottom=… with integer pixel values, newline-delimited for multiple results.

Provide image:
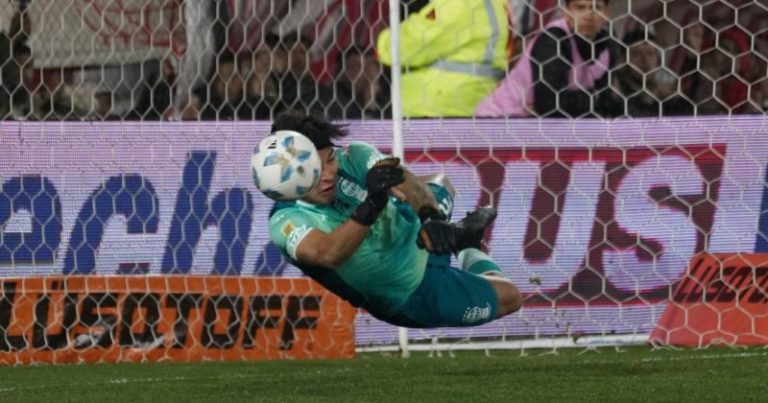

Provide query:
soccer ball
left=251, top=130, right=322, bottom=201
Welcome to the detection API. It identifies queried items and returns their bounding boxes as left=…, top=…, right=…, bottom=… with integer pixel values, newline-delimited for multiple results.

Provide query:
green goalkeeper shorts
left=373, top=256, right=499, bottom=328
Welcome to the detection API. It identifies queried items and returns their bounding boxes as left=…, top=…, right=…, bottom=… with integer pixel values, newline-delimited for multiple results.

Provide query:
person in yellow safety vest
left=376, top=0, right=511, bottom=117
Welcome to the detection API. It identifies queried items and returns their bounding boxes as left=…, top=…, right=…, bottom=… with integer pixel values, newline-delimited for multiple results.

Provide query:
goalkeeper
left=259, top=111, right=522, bottom=328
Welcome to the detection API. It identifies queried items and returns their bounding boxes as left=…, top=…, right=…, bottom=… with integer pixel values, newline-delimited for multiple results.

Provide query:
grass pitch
left=0, top=346, right=766, bottom=402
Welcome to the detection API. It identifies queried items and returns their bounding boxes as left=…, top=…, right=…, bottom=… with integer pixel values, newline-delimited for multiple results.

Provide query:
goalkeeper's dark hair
left=270, top=110, right=348, bottom=150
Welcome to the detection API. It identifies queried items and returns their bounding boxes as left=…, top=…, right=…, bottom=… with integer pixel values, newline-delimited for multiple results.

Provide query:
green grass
left=0, top=346, right=767, bottom=402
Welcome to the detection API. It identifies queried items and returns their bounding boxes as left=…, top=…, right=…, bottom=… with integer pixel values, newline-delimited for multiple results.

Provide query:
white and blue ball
left=251, top=130, right=322, bottom=201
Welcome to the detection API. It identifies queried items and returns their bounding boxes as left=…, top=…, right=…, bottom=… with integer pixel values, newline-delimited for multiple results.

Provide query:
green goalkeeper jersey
left=268, top=142, right=428, bottom=315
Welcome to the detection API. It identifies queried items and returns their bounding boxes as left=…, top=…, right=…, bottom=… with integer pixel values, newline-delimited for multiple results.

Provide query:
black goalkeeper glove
left=350, top=157, right=405, bottom=226
left=417, top=219, right=458, bottom=255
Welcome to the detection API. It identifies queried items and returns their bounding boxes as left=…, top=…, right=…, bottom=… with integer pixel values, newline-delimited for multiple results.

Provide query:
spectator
left=34, top=68, right=118, bottom=121
left=690, top=28, right=750, bottom=115
left=4, top=41, right=31, bottom=119
left=241, top=38, right=280, bottom=120
left=195, top=33, right=326, bottom=121
left=13, top=3, right=178, bottom=121
left=670, top=15, right=707, bottom=90
left=694, top=27, right=759, bottom=115
left=617, top=29, right=692, bottom=117
left=752, top=78, right=768, bottom=113
left=476, top=0, right=623, bottom=118
left=128, top=58, right=176, bottom=120
left=199, top=51, right=247, bottom=120
left=1, top=6, right=30, bottom=119
left=376, top=0, right=510, bottom=117
left=667, top=13, right=708, bottom=107
left=0, top=24, right=11, bottom=118
left=272, top=32, right=324, bottom=115
left=29, top=68, right=71, bottom=120
left=179, top=92, right=203, bottom=121
left=328, top=48, right=391, bottom=120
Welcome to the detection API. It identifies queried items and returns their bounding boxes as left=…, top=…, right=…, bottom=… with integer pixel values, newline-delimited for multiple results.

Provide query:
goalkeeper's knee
left=458, top=248, right=504, bottom=276
left=495, top=279, right=522, bottom=316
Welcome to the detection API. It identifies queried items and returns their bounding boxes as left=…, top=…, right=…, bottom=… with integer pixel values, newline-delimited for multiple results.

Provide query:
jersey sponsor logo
left=462, top=303, right=491, bottom=324
left=280, top=220, right=295, bottom=237
left=339, top=177, right=367, bottom=201
left=286, top=224, right=310, bottom=258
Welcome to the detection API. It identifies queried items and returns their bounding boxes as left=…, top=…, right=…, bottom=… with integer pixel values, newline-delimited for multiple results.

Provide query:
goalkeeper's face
left=303, top=147, right=339, bottom=205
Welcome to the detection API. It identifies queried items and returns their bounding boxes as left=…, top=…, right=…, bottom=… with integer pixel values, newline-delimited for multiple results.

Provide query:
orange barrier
left=0, top=276, right=356, bottom=365
left=649, top=253, right=768, bottom=347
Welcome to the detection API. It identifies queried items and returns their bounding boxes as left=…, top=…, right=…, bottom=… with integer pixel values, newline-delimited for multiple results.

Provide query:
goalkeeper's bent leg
left=486, top=274, right=523, bottom=317
left=458, top=248, right=522, bottom=317
left=458, top=248, right=503, bottom=276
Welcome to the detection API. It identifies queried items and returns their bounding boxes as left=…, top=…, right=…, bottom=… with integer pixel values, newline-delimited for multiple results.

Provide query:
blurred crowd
left=1, top=0, right=767, bottom=121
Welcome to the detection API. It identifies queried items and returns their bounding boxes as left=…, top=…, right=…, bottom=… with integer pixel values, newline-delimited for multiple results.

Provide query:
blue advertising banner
left=2, top=117, right=767, bottom=344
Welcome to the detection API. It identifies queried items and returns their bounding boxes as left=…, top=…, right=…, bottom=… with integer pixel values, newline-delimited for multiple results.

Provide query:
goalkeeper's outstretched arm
left=294, top=158, right=406, bottom=269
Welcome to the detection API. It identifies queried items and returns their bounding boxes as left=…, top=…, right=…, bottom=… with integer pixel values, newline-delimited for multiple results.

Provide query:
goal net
left=1, top=0, right=768, bottom=363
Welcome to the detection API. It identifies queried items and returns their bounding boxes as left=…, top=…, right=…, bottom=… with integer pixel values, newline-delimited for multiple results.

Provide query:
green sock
left=458, top=248, right=503, bottom=276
